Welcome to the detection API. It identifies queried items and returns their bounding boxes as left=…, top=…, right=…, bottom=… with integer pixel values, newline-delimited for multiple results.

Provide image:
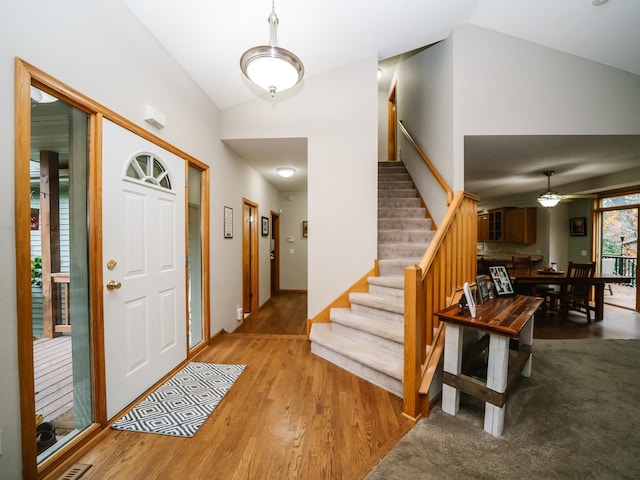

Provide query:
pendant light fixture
left=240, top=0, right=304, bottom=97
left=537, top=170, right=563, bottom=208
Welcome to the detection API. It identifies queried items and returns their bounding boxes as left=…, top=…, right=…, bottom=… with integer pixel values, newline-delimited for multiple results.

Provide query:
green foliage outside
left=31, top=256, right=43, bottom=287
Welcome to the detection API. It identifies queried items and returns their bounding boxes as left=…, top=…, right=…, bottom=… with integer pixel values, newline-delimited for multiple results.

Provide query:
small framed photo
left=488, top=265, right=515, bottom=296
left=302, top=220, right=308, bottom=238
left=261, top=216, right=269, bottom=236
left=475, top=275, right=491, bottom=304
left=570, top=217, right=587, bottom=236
left=224, top=206, right=233, bottom=239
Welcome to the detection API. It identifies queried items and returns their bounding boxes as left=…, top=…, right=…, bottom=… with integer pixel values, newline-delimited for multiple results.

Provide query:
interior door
left=102, top=119, right=187, bottom=419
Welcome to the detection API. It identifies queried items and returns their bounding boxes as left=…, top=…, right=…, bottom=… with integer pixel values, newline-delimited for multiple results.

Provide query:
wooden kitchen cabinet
left=505, top=207, right=537, bottom=244
left=478, top=209, right=504, bottom=242
left=488, top=208, right=504, bottom=242
left=477, top=212, right=489, bottom=242
left=478, top=207, right=537, bottom=244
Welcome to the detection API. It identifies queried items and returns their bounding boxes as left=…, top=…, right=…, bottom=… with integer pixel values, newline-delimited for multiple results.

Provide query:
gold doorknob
left=106, top=280, right=122, bottom=291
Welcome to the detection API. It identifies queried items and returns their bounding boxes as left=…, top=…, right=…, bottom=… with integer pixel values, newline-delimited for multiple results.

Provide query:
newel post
left=403, top=264, right=424, bottom=419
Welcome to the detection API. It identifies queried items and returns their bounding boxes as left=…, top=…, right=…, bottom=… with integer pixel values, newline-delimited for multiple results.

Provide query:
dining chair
left=556, top=261, right=596, bottom=322
left=511, top=256, right=535, bottom=295
left=510, top=256, right=533, bottom=276
left=601, top=257, right=616, bottom=295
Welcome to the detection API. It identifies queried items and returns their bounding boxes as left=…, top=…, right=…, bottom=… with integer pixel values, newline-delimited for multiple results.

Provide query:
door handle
left=106, top=280, right=122, bottom=291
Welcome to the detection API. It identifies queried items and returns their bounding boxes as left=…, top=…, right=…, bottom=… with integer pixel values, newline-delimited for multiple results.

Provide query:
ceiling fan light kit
left=537, top=170, right=563, bottom=208
left=240, top=0, right=304, bottom=97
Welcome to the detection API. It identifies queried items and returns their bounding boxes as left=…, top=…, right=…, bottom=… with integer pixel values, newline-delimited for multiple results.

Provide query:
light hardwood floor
left=57, top=292, right=640, bottom=479
left=68, top=292, right=414, bottom=480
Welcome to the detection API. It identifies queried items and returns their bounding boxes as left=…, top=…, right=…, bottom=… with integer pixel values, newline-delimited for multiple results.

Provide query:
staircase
left=309, top=161, right=434, bottom=397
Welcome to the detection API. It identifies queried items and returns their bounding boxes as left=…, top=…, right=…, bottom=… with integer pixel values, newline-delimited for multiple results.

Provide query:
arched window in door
left=125, top=153, right=172, bottom=190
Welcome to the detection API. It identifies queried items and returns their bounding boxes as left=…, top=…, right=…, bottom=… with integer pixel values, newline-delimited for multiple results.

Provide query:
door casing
left=14, top=58, right=210, bottom=478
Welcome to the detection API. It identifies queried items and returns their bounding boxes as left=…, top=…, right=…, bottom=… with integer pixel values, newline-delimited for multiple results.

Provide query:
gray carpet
left=367, top=339, right=640, bottom=480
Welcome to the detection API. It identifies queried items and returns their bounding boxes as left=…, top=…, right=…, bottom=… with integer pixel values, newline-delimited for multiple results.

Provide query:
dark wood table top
left=435, top=295, right=543, bottom=337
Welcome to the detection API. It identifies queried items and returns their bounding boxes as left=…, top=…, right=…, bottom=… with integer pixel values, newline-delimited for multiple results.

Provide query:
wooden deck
left=34, top=336, right=73, bottom=423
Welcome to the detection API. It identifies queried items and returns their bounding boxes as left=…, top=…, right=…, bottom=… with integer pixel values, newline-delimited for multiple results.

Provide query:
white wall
left=221, top=57, right=379, bottom=318
left=279, top=191, right=308, bottom=290
left=452, top=23, right=640, bottom=156
left=0, top=2, right=278, bottom=475
left=396, top=42, right=455, bottom=225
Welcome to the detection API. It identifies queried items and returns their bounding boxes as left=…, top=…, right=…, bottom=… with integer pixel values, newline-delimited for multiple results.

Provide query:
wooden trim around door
left=14, top=57, right=211, bottom=478
left=242, top=198, right=259, bottom=314
left=388, top=82, right=397, bottom=161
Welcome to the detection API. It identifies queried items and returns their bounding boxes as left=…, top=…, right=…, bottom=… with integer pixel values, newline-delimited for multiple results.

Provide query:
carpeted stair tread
left=330, top=308, right=404, bottom=344
left=379, top=230, right=434, bottom=244
left=368, top=276, right=405, bottom=299
left=378, top=258, right=422, bottom=276
left=368, top=276, right=404, bottom=289
left=309, top=323, right=403, bottom=383
left=379, top=189, right=418, bottom=198
left=378, top=243, right=430, bottom=259
left=349, top=292, right=404, bottom=314
left=378, top=218, right=432, bottom=230
left=379, top=207, right=426, bottom=218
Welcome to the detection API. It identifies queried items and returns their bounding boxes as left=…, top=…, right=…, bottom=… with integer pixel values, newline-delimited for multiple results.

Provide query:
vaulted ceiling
left=36, top=1, right=640, bottom=199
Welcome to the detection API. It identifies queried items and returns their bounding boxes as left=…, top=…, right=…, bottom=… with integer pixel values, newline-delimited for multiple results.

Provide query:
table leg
left=484, top=334, right=509, bottom=436
left=442, top=323, right=463, bottom=416
left=520, top=317, right=534, bottom=377
left=594, top=283, right=604, bottom=321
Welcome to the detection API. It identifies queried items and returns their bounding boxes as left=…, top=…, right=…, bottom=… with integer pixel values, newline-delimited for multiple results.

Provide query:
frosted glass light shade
left=538, top=192, right=562, bottom=208
left=277, top=167, right=296, bottom=178
left=240, top=46, right=304, bottom=96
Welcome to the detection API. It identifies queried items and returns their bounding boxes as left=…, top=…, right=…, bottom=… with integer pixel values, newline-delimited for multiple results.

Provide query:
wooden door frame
left=186, top=159, right=211, bottom=355
left=271, top=210, right=280, bottom=295
left=242, top=198, right=259, bottom=314
left=388, top=82, right=397, bottom=161
left=14, top=58, right=211, bottom=478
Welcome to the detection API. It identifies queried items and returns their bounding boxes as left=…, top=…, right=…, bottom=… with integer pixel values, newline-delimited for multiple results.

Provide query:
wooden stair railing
left=398, top=122, right=478, bottom=419
left=403, top=191, right=478, bottom=419
left=398, top=121, right=454, bottom=206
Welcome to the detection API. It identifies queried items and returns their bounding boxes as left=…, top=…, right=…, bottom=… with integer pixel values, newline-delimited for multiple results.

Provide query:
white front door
left=102, top=119, right=186, bottom=419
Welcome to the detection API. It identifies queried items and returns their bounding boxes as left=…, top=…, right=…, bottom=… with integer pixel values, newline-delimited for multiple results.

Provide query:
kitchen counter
left=477, top=253, right=544, bottom=263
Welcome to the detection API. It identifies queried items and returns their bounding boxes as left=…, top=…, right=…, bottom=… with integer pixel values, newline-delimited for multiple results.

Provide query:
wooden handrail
left=398, top=121, right=454, bottom=205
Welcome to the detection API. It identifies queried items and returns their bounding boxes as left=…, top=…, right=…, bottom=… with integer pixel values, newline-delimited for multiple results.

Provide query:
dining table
left=512, top=270, right=633, bottom=321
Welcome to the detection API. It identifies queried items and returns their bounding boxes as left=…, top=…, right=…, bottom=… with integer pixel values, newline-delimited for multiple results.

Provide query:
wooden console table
left=435, top=295, right=543, bottom=436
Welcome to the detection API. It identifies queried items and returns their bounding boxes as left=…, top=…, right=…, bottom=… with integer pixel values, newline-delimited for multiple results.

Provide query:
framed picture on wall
left=224, top=206, right=233, bottom=238
left=261, top=216, right=269, bottom=236
left=570, top=217, right=587, bottom=236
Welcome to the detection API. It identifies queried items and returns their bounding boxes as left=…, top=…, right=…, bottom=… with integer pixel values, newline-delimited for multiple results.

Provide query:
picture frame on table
left=570, top=217, right=587, bottom=236
left=261, top=216, right=269, bottom=236
left=475, top=275, right=491, bottom=304
left=488, top=265, right=515, bottom=296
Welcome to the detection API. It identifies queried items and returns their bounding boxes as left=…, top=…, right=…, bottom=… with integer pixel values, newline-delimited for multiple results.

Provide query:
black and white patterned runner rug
left=111, top=362, right=245, bottom=437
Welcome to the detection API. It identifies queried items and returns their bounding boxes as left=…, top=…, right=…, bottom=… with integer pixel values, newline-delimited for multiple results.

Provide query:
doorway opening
left=270, top=211, right=280, bottom=296
left=596, top=190, right=639, bottom=311
left=388, top=82, right=397, bottom=161
left=242, top=198, right=259, bottom=315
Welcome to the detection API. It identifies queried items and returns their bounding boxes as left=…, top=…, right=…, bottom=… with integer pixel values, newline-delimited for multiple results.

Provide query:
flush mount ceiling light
left=240, top=0, right=304, bottom=97
left=277, top=167, right=296, bottom=178
left=537, top=170, right=563, bottom=208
